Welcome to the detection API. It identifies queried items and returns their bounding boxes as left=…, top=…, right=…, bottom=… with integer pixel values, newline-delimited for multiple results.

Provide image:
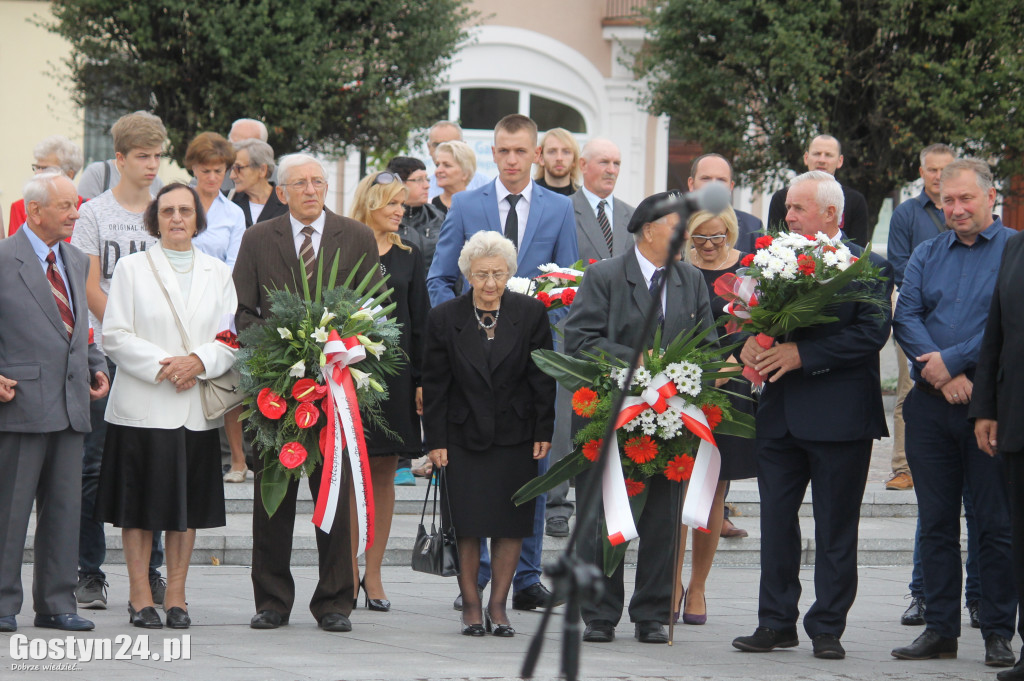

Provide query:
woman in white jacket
left=96, top=183, right=238, bottom=630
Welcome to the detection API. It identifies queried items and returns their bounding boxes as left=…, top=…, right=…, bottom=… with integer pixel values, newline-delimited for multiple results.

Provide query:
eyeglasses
left=469, top=271, right=509, bottom=283
left=32, top=164, right=59, bottom=173
left=691, top=234, right=728, bottom=245
left=158, top=206, right=197, bottom=219
left=373, top=172, right=400, bottom=186
left=405, top=176, right=430, bottom=185
left=230, top=163, right=256, bottom=174
left=284, top=178, right=327, bottom=191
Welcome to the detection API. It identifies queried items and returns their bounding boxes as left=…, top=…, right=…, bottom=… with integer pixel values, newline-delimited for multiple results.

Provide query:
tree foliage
left=46, top=0, right=473, bottom=163
left=635, top=0, right=1024, bottom=226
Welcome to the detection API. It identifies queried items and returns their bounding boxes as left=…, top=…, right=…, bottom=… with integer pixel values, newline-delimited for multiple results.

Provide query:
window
left=530, top=94, right=586, bottom=133
left=459, top=88, right=519, bottom=130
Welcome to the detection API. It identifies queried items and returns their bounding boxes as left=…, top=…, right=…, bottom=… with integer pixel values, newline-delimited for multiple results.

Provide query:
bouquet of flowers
left=714, top=231, right=887, bottom=386
left=513, top=325, right=754, bottom=575
left=506, top=258, right=595, bottom=312
left=236, top=255, right=403, bottom=551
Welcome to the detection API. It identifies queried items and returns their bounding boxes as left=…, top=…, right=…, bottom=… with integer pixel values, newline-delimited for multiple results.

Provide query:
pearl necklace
left=474, top=304, right=500, bottom=331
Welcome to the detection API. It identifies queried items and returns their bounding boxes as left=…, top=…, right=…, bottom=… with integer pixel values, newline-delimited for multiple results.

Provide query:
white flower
left=357, top=334, right=386, bottom=359
left=319, top=308, right=337, bottom=327
left=277, top=327, right=293, bottom=340
left=657, top=410, right=683, bottom=438
left=348, top=367, right=370, bottom=390
left=506, top=276, right=535, bottom=295
left=753, top=250, right=772, bottom=267
left=822, top=251, right=840, bottom=267
left=641, top=420, right=659, bottom=436
left=836, top=259, right=852, bottom=271
left=351, top=308, right=374, bottom=322
left=780, top=264, right=797, bottom=280
left=537, top=262, right=559, bottom=273
left=312, top=327, right=329, bottom=343
left=288, top=360, right=306, bottom=378
left=632, top=367, right=652, bottom=388
left=610, top=368, right=629, bottom=390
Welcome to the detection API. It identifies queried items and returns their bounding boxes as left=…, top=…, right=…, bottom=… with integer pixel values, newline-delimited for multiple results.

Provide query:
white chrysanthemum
left=609, top=368, right=628, bottom=390
left=668, top=361, right=702, bottom=396
left=537, top=263, right=560, bottom=273
left=836, top=259, right=852, bottom=271
left=505, top=277, right=535, bottom=295
left=657, top=410, right=684, bottom=438
left=632, top=367, right=652, bottom=388
left=752, top=250, right=772, bottom=268
left=822, top=251, right=840, bottom=267
left=641, top=420, right=659, bottom=436
left=780, top=263, right=798, bottom=280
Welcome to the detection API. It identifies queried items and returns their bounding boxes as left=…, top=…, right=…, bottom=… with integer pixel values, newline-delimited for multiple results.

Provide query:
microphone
left=656, top=182, right=733, bottom=217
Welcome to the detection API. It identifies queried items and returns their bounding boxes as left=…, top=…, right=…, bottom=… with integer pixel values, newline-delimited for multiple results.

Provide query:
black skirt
left=95, top=424, right=226, bottom=531
left=441, top=442, right=537, bottom=538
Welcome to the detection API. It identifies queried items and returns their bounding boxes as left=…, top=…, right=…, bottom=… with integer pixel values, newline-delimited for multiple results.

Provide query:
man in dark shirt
left=891, top=159, right=1017, bottom=667
left=687, top=153, right=764, bottom=256
left=767, top=135, right=871, bottom=247
left=533, top=127, right=579, bottom=196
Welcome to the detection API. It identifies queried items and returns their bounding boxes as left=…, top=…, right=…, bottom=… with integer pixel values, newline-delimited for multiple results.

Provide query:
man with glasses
left=233, top=153, right=381, bottom=633
left=8, top=136, right=85, bottom=236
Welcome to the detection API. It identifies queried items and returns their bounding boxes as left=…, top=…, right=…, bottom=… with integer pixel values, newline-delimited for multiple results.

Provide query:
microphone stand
left=521, top=199, right=699, bottom=681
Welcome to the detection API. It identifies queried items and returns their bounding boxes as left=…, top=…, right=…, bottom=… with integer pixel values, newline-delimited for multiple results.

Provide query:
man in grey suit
left=570, top=138, right=635, bottom=263
left=565, top=191, right=716, bottom=644
left=0, top=172, right=109, bottom=633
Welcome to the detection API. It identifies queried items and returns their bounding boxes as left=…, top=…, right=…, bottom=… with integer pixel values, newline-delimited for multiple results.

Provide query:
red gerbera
left=572, top=387, right=600, bottom=417
left=664, top=454, right=695, bottom=482
left=797, top=253, right=816, bottom=276
left=701, top=404, right=723, bottom=430
left=279, top=442, right=308, bottom=469
left=536, top=291, right=551, bottom=307
left=625, top=478, right=646, bottom=497
left=292, top=378, right=327, bottom=403
left=294, top=402, right=320, bottom=429
left=582, top=438, right=602, bottom=462
left=754, top=235, right=774, bottom=250
left=257, top=388, right=288, bottom=420
left=560, top=288, right=576, bottom=305
left=623, top=435, right=658, bottom=464
left=740, top=253, right=755, bottom=267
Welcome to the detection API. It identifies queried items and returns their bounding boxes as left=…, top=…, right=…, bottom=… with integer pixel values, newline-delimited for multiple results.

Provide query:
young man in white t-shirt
left=70, top=111, right=166, bottom=611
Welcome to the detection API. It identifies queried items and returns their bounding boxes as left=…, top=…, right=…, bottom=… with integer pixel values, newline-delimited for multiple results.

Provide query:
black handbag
left=411, top=468, right=460, bottom=577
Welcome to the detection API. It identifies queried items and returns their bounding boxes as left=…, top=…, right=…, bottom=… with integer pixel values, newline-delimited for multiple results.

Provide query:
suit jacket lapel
left=274, top=217, right=304, bottom=293
left=59, top=242, right=90, bottom=346
left=573, top=192, right=607, bottom=259
left=488, top=291, right=520, bottom=371
left=482, top=182, right=502, bottom=232
left=663, top=265, right=685, bottom=342
left=186, top=250, right=214, bottom=318
left=520, top=188, right=545, bottom=257
left=16, top=231, right=68, bottom=340
left=613, top=201, right=631, bottom=257
left=453, top=292, right=492, bottom=388
left=625, top=250, right=651, bottom=321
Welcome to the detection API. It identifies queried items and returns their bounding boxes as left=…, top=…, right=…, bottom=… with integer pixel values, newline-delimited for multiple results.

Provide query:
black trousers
left=1005, top=450, right=1024, bottom=639
left=904, top=387, right=1016, bottom=639
left=577, top=466, right=681, bottom=626
left=756, top=433, right=871, bottom=637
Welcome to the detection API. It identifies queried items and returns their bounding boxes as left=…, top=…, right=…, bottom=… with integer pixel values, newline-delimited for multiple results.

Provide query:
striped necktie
left=299, top=225, right=316, bottom=284
left=45, top=251, right=74, bottom=337
left=649, top=267, right=665, bottom=326
left=597, top=199, right=613, bottom=254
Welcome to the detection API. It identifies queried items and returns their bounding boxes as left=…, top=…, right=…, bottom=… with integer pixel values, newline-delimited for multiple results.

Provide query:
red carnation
left=755, top=235, right=773, bottom=250
left=664, top=454, right=695, bottom=482
left=560, top=288, right=576, bottom=305
left=257, top=388, right=288, bottom=420
left=294, top=402, right=320, bottom=429
left=740, top=253, right=755, bottom=267
left=292, top=378, right=327, bottom=403
left=797, top=254, right=816, bottom=276
left=625, top=478, right=646, bottom=497
left=804, top=233, right=816, bottom=241
left=279, top=442, right=308, bottom=469
left=582, top=439, right=602, bottom=462
left=624, top=435, right=658, bottom=464
left=822, top=244, right=838, bottom=253
left=572, top=387, right=600, bottom=417
left=850, top=256, right=859, bottom=263
left=701, top=404, right=723, bottom=430
left=536, top=291, right=551, bottom=307
left=588, top=258, right=597, bottom=264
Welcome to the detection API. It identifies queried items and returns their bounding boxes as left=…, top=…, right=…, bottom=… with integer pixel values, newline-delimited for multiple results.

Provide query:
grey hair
left=791, top=170, right=845, bottom=217
left=633, top=213, right=675, bottom=244
left=22, top=170, right=65, bottom=207
left=230, top=118, right=269, bottom=142
left=277, top=153, right=326, bottom=186
left=920, top=143, right=956, bottom=166
left=941, top=158, right=994, bottom=193
left=458, top=230, right=518, bottom=280
left=234, top=138, right=276, bottom=180
left=429, top=120, right=463, bottom=138
left=34, top=136, right=84, bottom=177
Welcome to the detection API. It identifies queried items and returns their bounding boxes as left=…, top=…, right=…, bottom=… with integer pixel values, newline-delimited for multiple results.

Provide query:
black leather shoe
left=969, top=600, right=981, bottom=629
left=0, top=615, right=16, bottom=632
left=546, top=517, right=570, bottom=537
left=250, top=610, right=288, bottom=629
left=582, top=620, right=615, bottom=642
left=34, top=613, right=94, bottom=631
left=634, top=620, right=668, bottom=644
left=891, top=629, right=957, bottom=660
left=733, top=627, right=799, bottom=652
left=812, top=633, right=845, bottom=659
left=987, top=634, right=1015, bottom=667
left=998, top=656, right=1024, bottom=680
left=127, top=605, right=161, bottom=629
left=901, top=595, right=926, bottom=626
left=512, top=583, right=564, bottom=611
left=165, top=607, right=191, bottom=629
left=319, top=612, right=352, bottom=632
left=454, top=585, right=484, bottom=612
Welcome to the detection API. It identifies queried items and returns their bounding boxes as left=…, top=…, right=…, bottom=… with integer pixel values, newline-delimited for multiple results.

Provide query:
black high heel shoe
left=360, top=578, right=391, bottom=612
left=165, top=606, right=191, bottom=629
left=128, top=603, right=162, bottom=629
left=461, top=616, right=485, bottom=636
left=484, top=608, right=515, bottom=637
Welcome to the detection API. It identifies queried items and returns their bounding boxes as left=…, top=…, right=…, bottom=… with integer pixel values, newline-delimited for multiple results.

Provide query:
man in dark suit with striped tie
left=233, top=153, right=380, bottom=633
left=0, top=172, right=109, bottom=633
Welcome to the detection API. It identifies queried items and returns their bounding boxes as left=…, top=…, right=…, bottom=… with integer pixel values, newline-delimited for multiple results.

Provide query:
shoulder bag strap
left=146, top=249, right=193, bottom=352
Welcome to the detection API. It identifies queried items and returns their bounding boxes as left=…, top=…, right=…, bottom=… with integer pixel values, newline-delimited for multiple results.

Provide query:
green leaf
left=531, top=348, right=605, bottom=391
left=260, top=463, right=290, bottom=518
left=513, top=450, right=592, bottom=505
left=714, top=411, right=756, bottom=438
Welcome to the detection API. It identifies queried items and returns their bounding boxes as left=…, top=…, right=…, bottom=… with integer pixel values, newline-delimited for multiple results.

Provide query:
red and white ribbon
left=605, top=372, right=722, bottom=539
left=314, top=330, right=375, bottom=555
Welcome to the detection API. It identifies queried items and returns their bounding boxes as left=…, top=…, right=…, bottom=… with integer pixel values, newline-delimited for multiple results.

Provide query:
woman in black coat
left=424, top=231, right=556, bottom=637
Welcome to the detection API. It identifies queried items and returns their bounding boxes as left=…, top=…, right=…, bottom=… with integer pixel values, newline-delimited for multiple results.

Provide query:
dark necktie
left=46, top=251, right=75, bottom=337
left=649, top=267, right=665, bottom=326
left=299, top=225, right=316, bottom=284
left=597, top=199, right=613, bottom=254
left=505, top=194, right=521, bottom=249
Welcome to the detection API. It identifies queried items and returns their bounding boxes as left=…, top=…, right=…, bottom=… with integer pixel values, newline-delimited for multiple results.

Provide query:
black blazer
left=971, top=230, right=1024, bottom=452
left=422, top=289, right=555, bottom=452
left=756, top=246, right=894, bottom=442
left=232, top=184, right=289, bottom=227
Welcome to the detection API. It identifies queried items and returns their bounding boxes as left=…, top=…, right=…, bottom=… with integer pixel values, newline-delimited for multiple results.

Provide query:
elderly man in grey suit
left=0, top=172, right=109, bottom=633
left=570, top=138, right=635, bottom=263
left=565, top=191, right=716, bottom=644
